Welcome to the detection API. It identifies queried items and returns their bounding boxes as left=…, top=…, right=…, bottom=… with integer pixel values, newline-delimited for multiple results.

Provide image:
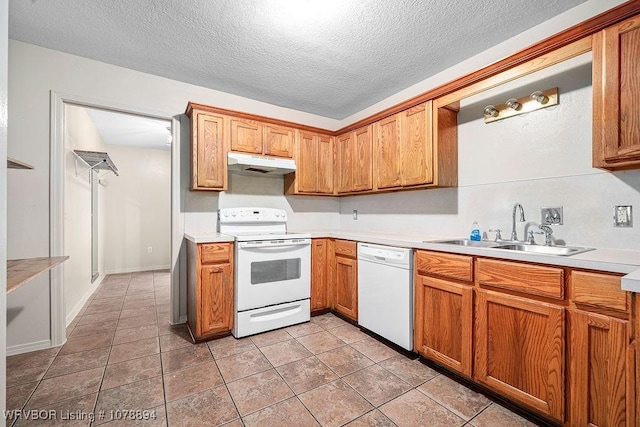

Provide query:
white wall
left=62, top=105, right=107, bottom=324
left=1, top=0, right=8, bottom=414
left=340, top=53, right=640, bottom=250
left=103, top=143, right=171, bottom=273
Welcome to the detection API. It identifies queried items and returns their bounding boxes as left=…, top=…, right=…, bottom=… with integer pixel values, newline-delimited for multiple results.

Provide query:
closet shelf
left=7, top=157, right=34, bottom=170
left=73, top=150, right=119, bottom=176
left=7, top=256, right=69, bottom=294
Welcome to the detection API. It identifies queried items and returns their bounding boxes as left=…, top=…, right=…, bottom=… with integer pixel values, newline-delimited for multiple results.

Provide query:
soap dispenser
left=470, top=221, right=481, bottom=241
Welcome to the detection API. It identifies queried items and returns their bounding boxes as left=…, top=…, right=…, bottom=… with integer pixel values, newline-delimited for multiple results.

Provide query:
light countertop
left=184, top=229, right=640, bottom=290
left=184, top=232, right=234, bottom=244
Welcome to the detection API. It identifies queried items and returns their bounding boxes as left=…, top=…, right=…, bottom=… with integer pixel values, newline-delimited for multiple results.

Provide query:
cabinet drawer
left=415, top=250, right=473, bottom=282
left=200, top=243, right=232, bottom=264
left=476, top=258, right=564, bottom=300
left=570, top=271, right=628, bottom=313
left=334, top=240, right=357, bottom=258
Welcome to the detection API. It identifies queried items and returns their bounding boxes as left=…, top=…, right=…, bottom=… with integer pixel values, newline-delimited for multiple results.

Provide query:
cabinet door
left=402, top=102, right=433, bottom=186
left=194, top=113, right=226, bottom=190
left=264, top=124, right=294, bottom=158
left=334, top=255, right=357, bottom=321
left=311, top=239, right=328, bottom=311
left=353, top=126, right=373, bottom=192
left=230, top=118, right=263, bottom=154
left=375, top=114, right=402, bottom=190
left=317, top=135, right=334, bottom=194
left=200, top=263, right=234, bottom=336
left=593, top=16, right=640, bottom=169
left=336, top=133, right=354, bottom=193
left=296, top=131, right=318, bottom=193
left=476, top=289, right=565, bottom=422
left=414, top=275, right=473, bottom=376
left=568, top=309, right=632, bottom=427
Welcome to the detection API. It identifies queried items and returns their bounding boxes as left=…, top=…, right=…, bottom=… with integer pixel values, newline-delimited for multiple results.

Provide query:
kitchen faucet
left=511, top=203, right=526, bottom=241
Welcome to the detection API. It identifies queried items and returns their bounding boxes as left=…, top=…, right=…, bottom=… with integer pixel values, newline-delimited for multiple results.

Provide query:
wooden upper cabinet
left=476, top=289, right=565, bottom=422
left=264, top=124, right=294, bottom=158
left=230, top=118, right=294, bottom=158
left=230, top=118, right=263, bottom=154
left=374, top=114, right=402, bottom=190
left=286, top=131, right=334, bottom=195
left=593, top=15, right=640, bottom=170
left=317, top=134, right=334, bottom=193
left=295, top=131, right=318, bottom=193
left=353, top=126, right=373, bottom=192
left=336, top=132, right=354, bottom=193
left=402, top=102, right=433, bottom=186
left=190, top=110, right=227, bottom=191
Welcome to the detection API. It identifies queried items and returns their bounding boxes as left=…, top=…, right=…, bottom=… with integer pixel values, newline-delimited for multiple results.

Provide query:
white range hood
left=227, top=152, right=296, bottom=176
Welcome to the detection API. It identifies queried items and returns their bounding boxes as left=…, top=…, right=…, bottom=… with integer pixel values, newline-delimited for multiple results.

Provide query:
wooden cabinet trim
left=476, top=258, right=565, bottom=300
left=415, top=250, right=473, bottom=282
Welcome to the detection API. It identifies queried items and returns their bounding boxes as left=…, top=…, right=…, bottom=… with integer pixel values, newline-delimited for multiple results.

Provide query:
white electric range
left=218, top=207, right=311, bottom=337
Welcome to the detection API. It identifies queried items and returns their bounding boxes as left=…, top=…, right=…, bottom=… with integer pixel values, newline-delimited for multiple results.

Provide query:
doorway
left=50, top=93, right=181, bottom=346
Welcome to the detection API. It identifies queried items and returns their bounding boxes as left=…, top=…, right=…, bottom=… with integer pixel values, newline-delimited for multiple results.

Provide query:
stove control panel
left=219, top=208, right=287, bottom=224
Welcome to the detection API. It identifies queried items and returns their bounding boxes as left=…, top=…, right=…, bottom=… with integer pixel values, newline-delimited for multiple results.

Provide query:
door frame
left=50, top=91, right=182, bottom=345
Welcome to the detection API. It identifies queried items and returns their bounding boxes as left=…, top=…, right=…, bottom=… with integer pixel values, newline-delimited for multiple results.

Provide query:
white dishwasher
left=357, top=242, right=413, bottom=351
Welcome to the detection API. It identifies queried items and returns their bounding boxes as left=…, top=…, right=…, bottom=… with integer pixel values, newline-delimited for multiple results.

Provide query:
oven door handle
left=238, top=239, right=311, bottom=249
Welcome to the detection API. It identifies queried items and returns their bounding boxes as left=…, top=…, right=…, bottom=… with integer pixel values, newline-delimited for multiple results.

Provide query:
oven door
left=236, top=239, right=311, bottom=311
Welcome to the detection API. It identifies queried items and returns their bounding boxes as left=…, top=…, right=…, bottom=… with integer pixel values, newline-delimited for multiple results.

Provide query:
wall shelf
left=73, top=150, right=119, bottom=177
left=7, top=256, right=70, bottom=294
left=7, top=157, right=34, bottom=170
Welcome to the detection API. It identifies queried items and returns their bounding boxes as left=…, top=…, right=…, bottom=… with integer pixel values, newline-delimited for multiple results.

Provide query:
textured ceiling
left=9, top=0, right=587, bottom=119
left=86, top=108, right=172, bottom=151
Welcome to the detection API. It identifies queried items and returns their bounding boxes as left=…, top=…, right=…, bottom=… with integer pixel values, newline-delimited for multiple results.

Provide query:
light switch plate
left=614, top=205, right=632, bottom=227
left=541, top=206, right=563, bottom=225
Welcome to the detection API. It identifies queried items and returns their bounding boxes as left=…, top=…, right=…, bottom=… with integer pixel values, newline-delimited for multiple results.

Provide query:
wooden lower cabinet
left=475, top=289, right=565, bottom=422
left=311, top=239, right=330, bottom=313
left=186, top=241, right=234, bottom=341
left=334, top=255, right=357, bottom=321
left=332, top=239, right=358, bottom=321
left=414, top=274, right=473, bottom=376
left=568, top=309, right=634, bottom=426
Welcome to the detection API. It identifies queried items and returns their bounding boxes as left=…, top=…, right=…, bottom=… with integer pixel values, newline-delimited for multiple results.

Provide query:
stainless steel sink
left=427, top=239, right=594, bottom=256
left=492, top=243, right=594, bottom=256
left=426, top=239, right=503, bottom=248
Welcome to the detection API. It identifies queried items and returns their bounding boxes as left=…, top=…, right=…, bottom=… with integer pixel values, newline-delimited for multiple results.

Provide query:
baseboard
left=66, top=274, right=105, bottom=326
left=104, top=264, right=171, bottom=275
left=6, top=339, right=57, bottom=356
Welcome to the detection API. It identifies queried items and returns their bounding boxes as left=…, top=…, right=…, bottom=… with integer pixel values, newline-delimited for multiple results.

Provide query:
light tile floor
left=6, top=271, right=543, bottom=426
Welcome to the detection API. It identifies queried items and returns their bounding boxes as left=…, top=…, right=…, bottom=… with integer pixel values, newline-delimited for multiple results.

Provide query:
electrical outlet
left=541, top=206, right=563, bottom=225
left=147, top=246, right=153, bottom=253
left=352, top=209, right=358, bottom=220
left=614, top=206, right=632, bottom=227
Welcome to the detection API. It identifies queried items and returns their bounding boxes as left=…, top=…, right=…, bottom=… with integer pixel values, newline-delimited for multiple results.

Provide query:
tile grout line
left=90, top=272, right=132, bottom=427
left=152, top=270, right=170, bottom=427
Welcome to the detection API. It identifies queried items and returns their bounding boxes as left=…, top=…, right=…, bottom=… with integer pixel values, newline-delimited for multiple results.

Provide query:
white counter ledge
left=293, top=229, right=640, bottom=276
left=184, top=232, right=235, bottom=244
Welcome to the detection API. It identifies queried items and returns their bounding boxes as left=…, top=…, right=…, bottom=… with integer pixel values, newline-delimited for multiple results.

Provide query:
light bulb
left=483, top=105, right=499, bottom=118
left=530, top=91, right=548, bottom=104
left=505, top=98, right=520, bottom=110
